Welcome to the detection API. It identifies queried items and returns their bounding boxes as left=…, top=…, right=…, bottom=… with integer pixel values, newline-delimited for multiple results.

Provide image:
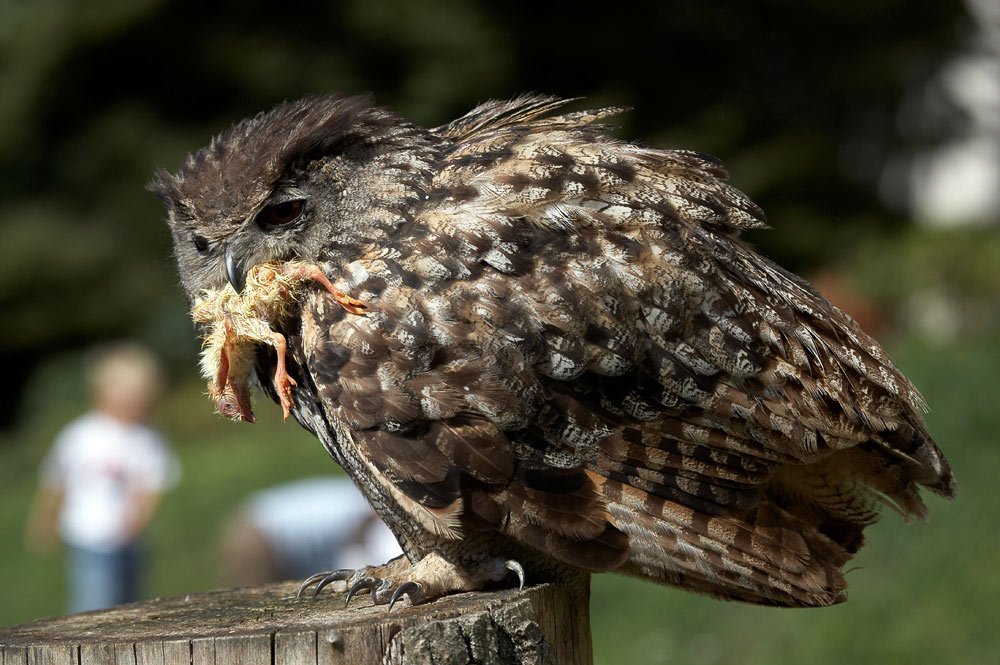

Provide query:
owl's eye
left=257, top=199, right=305, bottom=229
left=193, top=235, right=210, bottom=253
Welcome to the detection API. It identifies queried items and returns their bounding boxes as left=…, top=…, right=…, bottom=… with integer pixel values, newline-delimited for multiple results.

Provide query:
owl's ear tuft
left=147, top=168, right=181, bottom=208
left=274, top=93, right=390, bottom=171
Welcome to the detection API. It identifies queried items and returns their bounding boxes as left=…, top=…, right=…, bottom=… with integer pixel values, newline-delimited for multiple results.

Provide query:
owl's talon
left=313, top=568, right=355, bottom=598
left=299, top=568, right=354, bottom=599
left=505, top=559, right=526, bottom=591
left=296, top=572, right=329, bottom=598
left=387, top=581, right=423, bottom=611
left=345, top=577, right=380, bottom=606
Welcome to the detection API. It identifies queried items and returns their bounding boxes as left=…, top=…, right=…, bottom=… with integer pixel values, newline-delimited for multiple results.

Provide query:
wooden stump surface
left=0, top=580, right=591, bottom=665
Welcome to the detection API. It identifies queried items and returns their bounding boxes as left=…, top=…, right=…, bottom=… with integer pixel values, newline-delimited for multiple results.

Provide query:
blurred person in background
left=221, top=476, right=400, bottom=587
left=25, top=343, right=180, bottom=613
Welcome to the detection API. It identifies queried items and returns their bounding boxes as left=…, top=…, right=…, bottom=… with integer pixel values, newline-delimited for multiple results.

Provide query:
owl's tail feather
left=871, top=421, right=957, bottom=501
left=602, top=477, right=854, bottom=607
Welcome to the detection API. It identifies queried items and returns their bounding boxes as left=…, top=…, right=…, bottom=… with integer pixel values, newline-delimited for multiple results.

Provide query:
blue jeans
left=66, top=543, right=140, bottom=613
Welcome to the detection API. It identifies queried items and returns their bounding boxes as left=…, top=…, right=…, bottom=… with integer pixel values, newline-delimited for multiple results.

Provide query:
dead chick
left=192, top=261, right=366, bottom=423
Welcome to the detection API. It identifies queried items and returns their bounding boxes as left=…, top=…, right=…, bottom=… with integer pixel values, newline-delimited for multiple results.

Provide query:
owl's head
left=149, top=93, right=439, bottom=301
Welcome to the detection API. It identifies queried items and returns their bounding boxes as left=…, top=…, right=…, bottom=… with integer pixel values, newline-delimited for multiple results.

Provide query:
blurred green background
left=1, top=1, right=998, bottom=663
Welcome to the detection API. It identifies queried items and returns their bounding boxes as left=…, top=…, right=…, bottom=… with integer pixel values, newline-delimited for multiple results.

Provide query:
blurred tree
left=0, top=0, right=967, bottom=427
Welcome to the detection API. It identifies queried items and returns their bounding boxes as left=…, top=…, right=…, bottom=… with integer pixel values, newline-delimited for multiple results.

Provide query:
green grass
left=1, top=333, right=997, bottom=664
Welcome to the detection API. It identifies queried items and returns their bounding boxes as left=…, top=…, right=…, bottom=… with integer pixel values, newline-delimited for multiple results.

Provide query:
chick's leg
left=267, top=330, right=296, bottom=421
left=279, top=263, right=367, bottom=315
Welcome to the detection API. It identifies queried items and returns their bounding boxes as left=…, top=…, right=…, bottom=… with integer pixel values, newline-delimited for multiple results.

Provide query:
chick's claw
left=333, top=291, right=367, bottom=316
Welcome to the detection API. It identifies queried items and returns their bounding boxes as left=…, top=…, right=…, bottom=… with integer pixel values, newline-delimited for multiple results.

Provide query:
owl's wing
left=296, top=295, right=630, bottom=572
left=298, top=97, right=953, bottom=606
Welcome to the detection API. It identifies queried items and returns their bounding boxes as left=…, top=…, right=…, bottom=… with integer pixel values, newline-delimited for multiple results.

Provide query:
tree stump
left=0, top=581, right=591, bottom=665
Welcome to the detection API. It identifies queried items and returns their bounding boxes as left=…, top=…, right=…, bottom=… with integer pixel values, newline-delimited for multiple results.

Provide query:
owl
left=150, top=94, right=955, bottom=609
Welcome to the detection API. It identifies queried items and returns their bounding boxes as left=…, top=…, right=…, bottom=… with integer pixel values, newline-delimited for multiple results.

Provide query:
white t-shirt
left=40, top=412, right=180, bottom=551
left=245, top=477, right=401, bottom=575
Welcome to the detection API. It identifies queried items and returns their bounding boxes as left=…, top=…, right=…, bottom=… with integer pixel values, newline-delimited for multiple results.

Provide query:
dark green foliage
left=0, top=0, right=968, bottom=425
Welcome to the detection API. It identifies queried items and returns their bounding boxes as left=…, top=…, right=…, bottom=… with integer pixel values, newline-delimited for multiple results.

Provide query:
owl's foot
left=278, top=262, right=367, bottom=316
left=296, top=552, right=526, bottom=610
left=267, top=331, right=296, bottom=420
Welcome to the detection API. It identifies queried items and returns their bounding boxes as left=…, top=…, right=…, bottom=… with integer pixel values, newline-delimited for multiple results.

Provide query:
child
left=26, top=343, right=180, bottom=613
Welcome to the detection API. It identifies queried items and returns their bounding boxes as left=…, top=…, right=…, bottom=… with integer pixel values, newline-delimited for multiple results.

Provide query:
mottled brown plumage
left=151, top=94, right=955, bottom=608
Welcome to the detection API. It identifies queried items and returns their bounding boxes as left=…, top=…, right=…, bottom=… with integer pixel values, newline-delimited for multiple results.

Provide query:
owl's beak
left=225, top=246, right=248, bottom=293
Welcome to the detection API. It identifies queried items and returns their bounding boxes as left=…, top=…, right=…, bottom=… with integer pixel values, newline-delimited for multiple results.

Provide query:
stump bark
left=0, top=581, right=591, bottom=665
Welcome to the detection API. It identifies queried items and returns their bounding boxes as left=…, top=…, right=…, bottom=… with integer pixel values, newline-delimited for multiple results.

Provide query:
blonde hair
left=88, top=343, right=164, bottom=402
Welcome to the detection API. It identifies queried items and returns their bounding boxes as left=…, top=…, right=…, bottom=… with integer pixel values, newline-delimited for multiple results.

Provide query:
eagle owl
left=150, top=94, right=955, bottom=609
